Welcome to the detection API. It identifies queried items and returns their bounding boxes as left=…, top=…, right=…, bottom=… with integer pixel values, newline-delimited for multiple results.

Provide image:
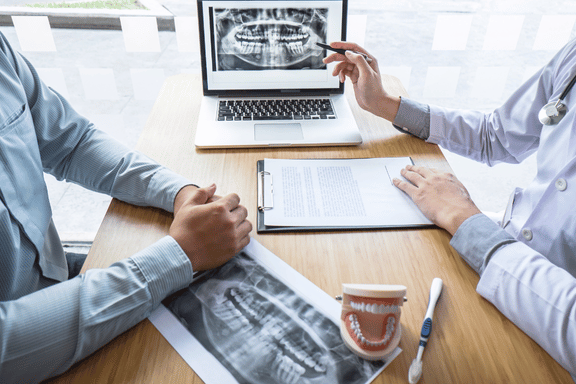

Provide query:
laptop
left=195, top=0, right=362, bottom=148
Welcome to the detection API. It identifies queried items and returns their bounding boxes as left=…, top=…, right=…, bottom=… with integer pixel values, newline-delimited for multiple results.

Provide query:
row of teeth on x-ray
left=348, top=313, right=396, bottom=347
left=350, top=301, right=400, bottom=314
left=210, top=286, right=329, bottom=383
left=229, top=288, right=327, bottom=372
left=235, top=29, right=309, bottom=43
left=235, top=41, right=307, bottom=55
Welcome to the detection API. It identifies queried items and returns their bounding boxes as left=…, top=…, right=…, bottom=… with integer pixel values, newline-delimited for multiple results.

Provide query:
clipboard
left=256, top=158, right=432, bottom=233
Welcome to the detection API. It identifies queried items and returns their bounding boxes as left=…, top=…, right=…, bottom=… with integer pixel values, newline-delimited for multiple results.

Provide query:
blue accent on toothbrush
left=421, top=317, right=432, bottom=337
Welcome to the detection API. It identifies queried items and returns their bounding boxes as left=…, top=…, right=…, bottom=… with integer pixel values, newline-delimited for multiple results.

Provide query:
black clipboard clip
left=257, top=170, right=274, bottom=211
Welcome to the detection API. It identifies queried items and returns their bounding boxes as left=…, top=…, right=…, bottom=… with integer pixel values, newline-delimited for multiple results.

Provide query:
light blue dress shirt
left=0, top=32, right=195, bottom=383
left=393, top=40, right=576, bottom=378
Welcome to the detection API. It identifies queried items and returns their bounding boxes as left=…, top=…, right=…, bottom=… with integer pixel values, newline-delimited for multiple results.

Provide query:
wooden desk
left=48, top=74, right=571, bottom=384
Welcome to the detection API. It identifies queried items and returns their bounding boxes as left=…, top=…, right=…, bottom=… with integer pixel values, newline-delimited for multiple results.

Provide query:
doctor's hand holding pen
left=322, top=41, right=401, bottom=123
left=324, top=41, right=482, bottom=236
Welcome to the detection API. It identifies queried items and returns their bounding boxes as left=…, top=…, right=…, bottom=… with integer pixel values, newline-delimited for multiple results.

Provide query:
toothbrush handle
left=419, top=317, right=433, bottom=347
left=420, top=278, right=443, bottom=348
left=424, top=278, right=443, bottom=319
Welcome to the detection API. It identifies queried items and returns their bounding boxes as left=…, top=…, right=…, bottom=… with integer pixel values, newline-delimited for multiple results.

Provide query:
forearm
left=451, top=215, right=576, bottom=375
left=60, top=128, right=191, bottom=212
left=479, top=243, right=576, bottom=375
left=1, top=32, right=191, bottom=212
left=0, top=236, right=193, bottom=383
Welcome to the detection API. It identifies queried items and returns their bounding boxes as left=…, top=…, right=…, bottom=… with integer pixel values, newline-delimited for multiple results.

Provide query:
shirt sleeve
left=427, top=40, right=576, bottom=167
left=392, top=97, right=431, bottom=140
left=450, top=214, right=576, bottom=376
left=0, top=33, right=192, bottom=213
left=0, top=236, right=194, bottom=383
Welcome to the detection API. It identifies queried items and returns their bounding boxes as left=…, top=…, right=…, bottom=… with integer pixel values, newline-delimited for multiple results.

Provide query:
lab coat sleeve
left=0, top=33, right=191, bottom=213
left=0, top=236, right=194, bottom=383
left=427, top=39, right=576, bottom=166
left=451, top=214, right=576, bottom=375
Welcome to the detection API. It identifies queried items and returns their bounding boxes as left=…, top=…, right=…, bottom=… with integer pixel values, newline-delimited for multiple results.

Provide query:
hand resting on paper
left=170, top=184, right=252, bottom=271
left=393, top=165, right=482, bottom=235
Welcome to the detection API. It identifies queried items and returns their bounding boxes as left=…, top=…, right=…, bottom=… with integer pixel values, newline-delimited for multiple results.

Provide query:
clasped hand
left=170, top=184, right=252, bottom=271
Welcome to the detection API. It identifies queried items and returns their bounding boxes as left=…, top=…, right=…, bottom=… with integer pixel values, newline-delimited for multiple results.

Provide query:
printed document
left=261, top=157, right=432, bottom=227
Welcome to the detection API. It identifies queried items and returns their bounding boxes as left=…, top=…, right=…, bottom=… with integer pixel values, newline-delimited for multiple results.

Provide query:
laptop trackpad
left=254, top=123, right=303, bottom=142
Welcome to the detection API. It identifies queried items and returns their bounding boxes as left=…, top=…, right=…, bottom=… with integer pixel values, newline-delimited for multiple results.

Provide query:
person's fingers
left=237, top=220, right=253, bottom=237
left=230, top=204, right=249, bottom=225
left=332, top=63, right=359, bottom=83
left=332, top=61, right=351, bottom=76
left=331, top=41, right=367, bottom=54
left=393, top=177, right=417, bottom=196
left=187, top=184, right=216, bottom=206
left=323, top=52, right=347, bottom=65
left=236, top=233, right=251, bottom=252
left=400, top=167, right=427, bottom=186
left=405, top=164, right=438, bottom=178
left=345, top=51, right=372, bottom=79
left=219, top=193, right=241, bottom=211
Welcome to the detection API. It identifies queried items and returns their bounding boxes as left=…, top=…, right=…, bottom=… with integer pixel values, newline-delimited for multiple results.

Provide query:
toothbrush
left=408, top=278, right=443, bottom=383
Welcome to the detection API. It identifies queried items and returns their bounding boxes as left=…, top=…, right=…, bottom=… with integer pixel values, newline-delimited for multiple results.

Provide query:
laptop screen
left=197, top=0, right=347, bottom=96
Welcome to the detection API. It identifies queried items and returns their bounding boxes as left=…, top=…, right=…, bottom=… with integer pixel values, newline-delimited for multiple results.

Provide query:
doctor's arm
left=325, top=41, right=568, bottom=165
left=392, top=167, right=576, bottom=375
left=453, top=215, right=576, bottom=375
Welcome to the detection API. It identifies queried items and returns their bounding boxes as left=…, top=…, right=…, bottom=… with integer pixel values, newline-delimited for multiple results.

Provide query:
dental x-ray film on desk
left=195, top=0, right=362, bottom=148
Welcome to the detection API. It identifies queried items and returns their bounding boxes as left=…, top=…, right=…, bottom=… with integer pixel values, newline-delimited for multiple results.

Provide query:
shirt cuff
left=450, top=213, right=517, bottom=275
left=130, top=236, right=194, bottom=305
left=146, top=168, right=196, bottom=213
left=392, top=97, right=431, bottom=140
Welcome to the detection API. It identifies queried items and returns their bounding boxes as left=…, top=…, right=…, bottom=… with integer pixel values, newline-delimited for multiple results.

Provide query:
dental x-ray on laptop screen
left=195, top=0, right=362, bottom=148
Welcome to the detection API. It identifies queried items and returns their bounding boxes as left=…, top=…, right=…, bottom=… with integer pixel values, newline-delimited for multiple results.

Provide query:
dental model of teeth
left=340, top=284, right=407, bottom=361
left=348, top=313, right=395, bottom=347
left=349, top=301, right=400, bottom=314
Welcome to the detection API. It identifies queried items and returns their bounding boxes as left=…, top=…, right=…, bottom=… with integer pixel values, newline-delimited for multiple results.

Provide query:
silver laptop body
left=195, top=0, right=362, bottom=148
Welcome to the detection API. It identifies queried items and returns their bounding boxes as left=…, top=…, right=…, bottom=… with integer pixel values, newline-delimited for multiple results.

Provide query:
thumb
left=188, top=184, right=217, bottom=206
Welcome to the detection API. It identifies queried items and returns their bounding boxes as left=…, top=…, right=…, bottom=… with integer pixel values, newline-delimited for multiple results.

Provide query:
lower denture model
left=340, top=284, right=407, bottom=360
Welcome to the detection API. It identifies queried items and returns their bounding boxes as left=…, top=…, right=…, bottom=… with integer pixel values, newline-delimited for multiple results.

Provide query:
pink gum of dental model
left=340, top=284, right=407, bottom=361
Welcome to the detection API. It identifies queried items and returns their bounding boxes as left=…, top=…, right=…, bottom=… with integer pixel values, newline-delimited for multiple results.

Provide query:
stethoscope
left=538, top=71, right=576, bottom=125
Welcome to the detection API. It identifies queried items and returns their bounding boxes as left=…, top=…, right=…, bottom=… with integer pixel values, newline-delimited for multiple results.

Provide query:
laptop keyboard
left=218, top=98, right=336, bottom=121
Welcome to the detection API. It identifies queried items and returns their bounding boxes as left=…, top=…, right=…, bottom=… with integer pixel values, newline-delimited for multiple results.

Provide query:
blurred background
left=1, top=0, right=575, bottom=245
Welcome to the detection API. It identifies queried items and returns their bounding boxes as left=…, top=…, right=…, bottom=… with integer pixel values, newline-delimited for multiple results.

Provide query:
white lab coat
left=427, top=39, right=576, bottom=376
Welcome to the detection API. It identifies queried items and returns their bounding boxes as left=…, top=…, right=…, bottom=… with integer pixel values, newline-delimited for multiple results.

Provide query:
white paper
left=150, top=239, right=401, bottom=384
left=262, top=157, right=431, bottom=227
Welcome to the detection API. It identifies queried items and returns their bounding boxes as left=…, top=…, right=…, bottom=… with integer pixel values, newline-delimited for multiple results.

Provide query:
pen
left=316, top=42, right=373, bottom=63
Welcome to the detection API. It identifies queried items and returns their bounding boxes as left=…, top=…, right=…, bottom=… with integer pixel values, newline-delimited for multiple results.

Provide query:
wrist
left=173, top=184, right=199, bottom=214
left=379, top=94, right=401, bottom=122
left=445, top=207, right=482, bottom=236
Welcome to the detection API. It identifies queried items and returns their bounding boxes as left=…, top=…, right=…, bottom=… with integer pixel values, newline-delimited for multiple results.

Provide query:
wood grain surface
left=46, top=74, right=571, bottom=384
